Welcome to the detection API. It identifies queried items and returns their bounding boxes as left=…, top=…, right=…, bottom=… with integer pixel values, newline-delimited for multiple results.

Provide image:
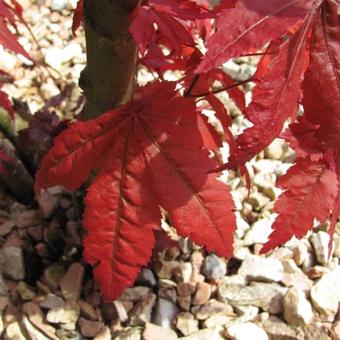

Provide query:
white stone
left=283, top=287, right=313, bottom=327
left=243, top=216, right=275, bottom=246
left=235, top=213, right=250, bottom=239
left=179, top=328, right=223, bottom=340
left=238, top=255, right=284, bottom=283
left=264, top=140, right=283, bottom=160
left=311, top=266, right=340, bottom=317
left=0, top=316, right=3, bottom=337
left=310, top=231, right=331, bottom=265
left=227, top=322, right=268, bottom=340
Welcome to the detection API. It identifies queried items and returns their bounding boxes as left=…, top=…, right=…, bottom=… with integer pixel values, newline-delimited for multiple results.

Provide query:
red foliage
left=0, top=0, right=31, bottom=115
left=0, top=0, right=31, bottom=60
left=34, top=0, right=340, bottom=300
left=72, top=0, right=83, bottom=35
left=35, top=81, right=236, bottom=300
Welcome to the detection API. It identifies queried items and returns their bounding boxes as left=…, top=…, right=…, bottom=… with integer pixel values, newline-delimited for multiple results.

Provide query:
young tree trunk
left=0, top=139, right=34, bottom=204
left=80, top=0, right=139, bottom=120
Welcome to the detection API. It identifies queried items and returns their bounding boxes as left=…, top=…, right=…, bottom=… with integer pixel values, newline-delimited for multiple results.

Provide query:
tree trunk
left=80, top=0, right=139, bottom=120
left=0, top=139, right=34, bottom=205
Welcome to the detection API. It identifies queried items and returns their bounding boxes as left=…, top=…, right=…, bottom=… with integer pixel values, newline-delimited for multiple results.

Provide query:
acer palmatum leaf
left=72, top=0, right=83, bottom=35
left=130, top=6, right=195, bottom=56
left=0, top=90, right=13, bottom=116
left=35, top=81, right=236, bottom=301
left=0, top=1, right=31, bottom=60
left=0, top=19, right=31, bottom=60
left=302, top=0, right=340, bottom=148
left=34, top=109, right=125, bottom=193
left=283, top=117, right=323, bottom=161
left=225, top=1, right=322, bottom=170
left=286, top=0, right=340, bottom=253
left=83, top=138, right=162, bottom=300
left=261, top=158, right=338, bottom=253
left=149, top=0, right=213, bottom=20
left=196, top=0, right=313, bottom=73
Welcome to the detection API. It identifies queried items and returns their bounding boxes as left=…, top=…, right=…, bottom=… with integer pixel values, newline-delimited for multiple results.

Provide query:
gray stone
left=311, top=266, right=340, bottom=317
left=152, top=298, right=179, bottom=329
left=283, top=287, right=313, bottom=327
left=0, top=220, right=15, bottom=237
left=60, top=263, right=84, bottom=302
left=260, top=315, right=304, bottom=340
left=15, top=209, right=41, bottom=228
left=43, top=264, right=65, bottom=289
left=333, top=236, right=340, bottom=258
left=0, top=275, right=8, bottom=296
left=78, top=318, right=104, bottom=338
left=202, top=254, right=227, bottom=280
left=114, top=327, right=142, bottom=340
left=218, top=283, right=287, bottom=315
left=304, top=325, right=332, bottom=340
left=37, top=190, right=59, bottom=218
left=40, top=294, right=65, bottom=310
left=46, top=302, right=80, bottom=330
left=0, top=246, right=25, bottom=280
left=129, top=292, right=156, bottom=325
left=16, top=282, right=36, bottom=301
left=120, top=286, right=151, bottom=302
left=281, top=268, right=313, bottom=293
left=137, top=268, right=157, bottom=287
left=195, top=299, right=234, bottom=320
left=192, top=282, right=211, bottom=305
left=56, top=329, right=83, bottom=340
left=238, top=255, right=284, bottom=283
left=79, top=300, right=98, bottom=321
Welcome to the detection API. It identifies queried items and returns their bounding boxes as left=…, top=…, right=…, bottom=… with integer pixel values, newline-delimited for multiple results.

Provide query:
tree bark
left=0, top=139, right=34, bottom=204
left=80, top=0, right=139, bottom=120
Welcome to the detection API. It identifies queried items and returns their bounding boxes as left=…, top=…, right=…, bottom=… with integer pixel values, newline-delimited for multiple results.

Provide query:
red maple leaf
left=72, top=0, right=83, bottom=35
left=196, top=0, right=313, bottom=72
left=0, top=69, right=13, bottom=116
left=0, top=0, right=31, bottom=60
left=35, top=81, right=236, bottom=301
left=257, top=0, right=340, bottom=253
left=261, top=158, right=338, bottom=253
left=129, top=0, right=213, bottom=58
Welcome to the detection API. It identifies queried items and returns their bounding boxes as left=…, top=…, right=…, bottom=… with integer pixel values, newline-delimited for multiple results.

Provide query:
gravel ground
left=0, top=1, right=340, bottom=339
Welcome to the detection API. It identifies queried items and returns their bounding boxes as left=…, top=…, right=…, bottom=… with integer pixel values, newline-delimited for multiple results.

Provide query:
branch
left=186, top=77, right=255, bottom=98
